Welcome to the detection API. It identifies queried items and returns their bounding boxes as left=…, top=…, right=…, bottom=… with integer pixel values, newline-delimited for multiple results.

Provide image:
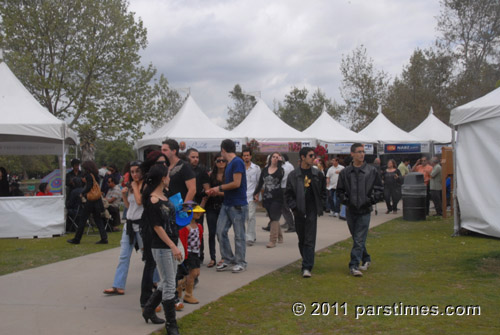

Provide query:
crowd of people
left=1, top=138, right=447, bottom=334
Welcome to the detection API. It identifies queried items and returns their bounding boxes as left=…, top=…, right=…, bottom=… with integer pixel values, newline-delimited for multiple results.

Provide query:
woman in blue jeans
left=142, top=164, right=183, bottom=335
left=102, top=161, right=162, bottom=319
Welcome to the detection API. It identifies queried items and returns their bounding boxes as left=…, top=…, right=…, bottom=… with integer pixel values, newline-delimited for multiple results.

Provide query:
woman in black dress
left=382, top=159, right=403, bottom=214
left=253, top=152, right=284, bottom=248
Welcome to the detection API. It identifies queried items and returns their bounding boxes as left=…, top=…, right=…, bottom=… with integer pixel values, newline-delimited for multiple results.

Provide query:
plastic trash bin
left=402, top=172, right=427, bottom=221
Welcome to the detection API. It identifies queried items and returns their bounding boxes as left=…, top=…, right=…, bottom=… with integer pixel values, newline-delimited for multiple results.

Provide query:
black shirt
left=300, top=167, right=315, bottom=212
left=145, top=198, right=179, bottom=249
left=166, top=160, right=196, bottom=200
left=192, top=164, right=210, bottom=204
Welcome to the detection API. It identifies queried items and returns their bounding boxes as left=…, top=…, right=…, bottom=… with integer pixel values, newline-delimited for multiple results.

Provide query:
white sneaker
left=359, top=262, right=370, bottom=271
left=334, top=213, right=338, bottom=217
left=302, top=269, right=312, bottom=278
left=350, top=268, right=363, bottom=277
left=328, top=212, right=335, bottom=217
left=232, top=264, right=246, bottom=273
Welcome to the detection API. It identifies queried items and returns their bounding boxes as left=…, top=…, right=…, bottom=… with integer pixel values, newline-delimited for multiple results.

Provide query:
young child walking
left=178, top=205, right=204, bottom=304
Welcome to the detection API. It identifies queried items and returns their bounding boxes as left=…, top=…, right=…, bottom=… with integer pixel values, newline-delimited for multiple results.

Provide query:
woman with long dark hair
left=253, top=152, right=285, bottom=248
left=205, top=153, right=226, bottom=268
left=382, top=159, right=403, bottom=214
left=67, top=161, right=108, bottom=244
left=141, top=164, right=182, bottom=335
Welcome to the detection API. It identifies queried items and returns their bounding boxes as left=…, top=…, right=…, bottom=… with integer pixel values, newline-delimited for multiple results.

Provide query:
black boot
left=162, top=298, right=180, bottom=335
left=142, top=289, right=165, bottom=324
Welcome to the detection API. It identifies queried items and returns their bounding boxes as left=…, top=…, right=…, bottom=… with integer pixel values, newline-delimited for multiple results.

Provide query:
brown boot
left=176, top=277, right=185, bottom=301
left=267, top=221, right=279, bottom=248
left=277, top=224, right=283, bottom=243
left=183, top=278, right=199, bottom=304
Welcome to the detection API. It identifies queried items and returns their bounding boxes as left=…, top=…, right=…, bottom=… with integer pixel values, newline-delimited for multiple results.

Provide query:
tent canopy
left=232, top=99, right=315, bottom=143
left=410, top=107, right=454, bottom=143
left=450, top=87, right=500, bottom=238
left=0, top=62, right=77, bottom=145
left=135, top=95, right=240, bottom=151
left=303, top=110, right=374, bottom=143
left=450, top=87, right=500, bottom=126
left=359, top=107, right=424, bottom=143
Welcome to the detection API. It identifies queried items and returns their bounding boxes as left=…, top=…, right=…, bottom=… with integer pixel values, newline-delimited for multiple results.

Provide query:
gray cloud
left=130, top=0, right=440, bottom=127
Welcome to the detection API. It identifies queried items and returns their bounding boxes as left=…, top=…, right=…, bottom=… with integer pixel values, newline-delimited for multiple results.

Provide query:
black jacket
left=337, top=162, right=384, bottom=215
left=285, top=167, right=327, bottom=216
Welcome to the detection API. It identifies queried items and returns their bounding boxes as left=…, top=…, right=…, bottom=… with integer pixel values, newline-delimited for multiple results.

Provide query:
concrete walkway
left=0, top=210, right=396, bottom=335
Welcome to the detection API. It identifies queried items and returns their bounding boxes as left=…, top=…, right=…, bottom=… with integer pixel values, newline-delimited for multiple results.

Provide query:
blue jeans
left=329, top=189, right=340, bottom=213
left=112, top=229, right=143, bottom=289
left=346, top=211, right=371, bottom=269
left=152, top=248, right=177, bottom=301
left=217, top=204, right=248, bottom=268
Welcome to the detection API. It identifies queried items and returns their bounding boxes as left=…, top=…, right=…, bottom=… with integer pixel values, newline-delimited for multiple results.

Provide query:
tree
left=339, top=45, right=390, bottom=131
left=437, top=0, right=500, bottom=103
left=94, top=139, right=135, bottom=173
left=384, top=48, right=454, bottom=131
left=226, top=84, right=257, bottom=130
left=149, top=74, right=185, bottom=132
left=0, top=0, right=178, bottom=159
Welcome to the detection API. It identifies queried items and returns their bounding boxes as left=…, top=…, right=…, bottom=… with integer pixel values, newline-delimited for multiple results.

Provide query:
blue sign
left=384, top=143, right=421, bottom=153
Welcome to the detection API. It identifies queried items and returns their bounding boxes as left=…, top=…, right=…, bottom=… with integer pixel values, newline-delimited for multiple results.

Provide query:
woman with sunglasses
left=253, top=152, right=285, bottom=248
left=142, top=164, right=183, bottom=335
left=204, top=153, right=226, bottom=268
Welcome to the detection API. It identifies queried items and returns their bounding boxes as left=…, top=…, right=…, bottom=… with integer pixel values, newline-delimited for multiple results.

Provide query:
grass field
left=165, top=216, right=500, bottom=335
left=0, top=226, right=123, bottom=276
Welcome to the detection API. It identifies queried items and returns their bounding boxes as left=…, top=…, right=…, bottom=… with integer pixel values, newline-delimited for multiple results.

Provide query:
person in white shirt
left=326, top=157, right=344, bottom=217
left=281, top=154, right=296, bottom=232
left=242, top=149, right=261, bottom=246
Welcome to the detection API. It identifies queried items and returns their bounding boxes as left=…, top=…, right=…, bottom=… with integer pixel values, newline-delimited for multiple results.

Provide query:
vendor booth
left=450, top=87, right=500, bottom=238
left=135, top=95, right=243, bottom=158
left=410, top=107, right=455, bottom=155
left=358, top=107, right=428, bottom=155
left=231, top=99, right=315, bottom=154
left=0, top=60, right=78, bottom=238
left=302, top=109, right=376, bottom=155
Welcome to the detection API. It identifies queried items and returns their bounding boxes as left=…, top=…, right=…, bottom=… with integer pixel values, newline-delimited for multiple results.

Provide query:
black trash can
left=402, top=172, right=427, bottom=221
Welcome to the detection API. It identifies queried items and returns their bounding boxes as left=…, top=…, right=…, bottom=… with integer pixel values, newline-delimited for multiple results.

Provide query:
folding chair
left=66, top=205, right=81, bottom=232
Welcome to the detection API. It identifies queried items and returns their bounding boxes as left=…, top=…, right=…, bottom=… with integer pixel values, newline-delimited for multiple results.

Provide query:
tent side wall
left=456, top=117, right=500, bottom=238
left=0, top=196, right=65, bottom=238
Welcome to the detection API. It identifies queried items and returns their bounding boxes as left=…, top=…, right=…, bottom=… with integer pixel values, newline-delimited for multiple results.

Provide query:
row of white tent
left=135, top=95, right=454, bottom=157
left=2, top=55, right=499, bottom=240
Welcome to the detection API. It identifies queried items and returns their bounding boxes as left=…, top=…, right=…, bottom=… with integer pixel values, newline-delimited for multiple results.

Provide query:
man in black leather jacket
left=285, top=147, right=327, bottom=278
left=337, top=143, right=383, bottom=277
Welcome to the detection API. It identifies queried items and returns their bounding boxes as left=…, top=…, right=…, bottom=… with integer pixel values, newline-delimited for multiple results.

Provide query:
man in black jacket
left=285, top=147, right=327, bottom=278
left=337, top=143, right=383, bottom=277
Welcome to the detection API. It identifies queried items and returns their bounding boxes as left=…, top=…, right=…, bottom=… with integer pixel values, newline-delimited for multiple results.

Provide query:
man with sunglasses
left=337, top=143, right=383, bottom=277
left=285, top=147, right=327, bottom=278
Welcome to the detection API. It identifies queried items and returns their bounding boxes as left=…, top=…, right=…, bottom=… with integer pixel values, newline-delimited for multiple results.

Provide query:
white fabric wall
left=456, top=117, right=500, bottom=238
left=0, top=196, right=65, bottom=238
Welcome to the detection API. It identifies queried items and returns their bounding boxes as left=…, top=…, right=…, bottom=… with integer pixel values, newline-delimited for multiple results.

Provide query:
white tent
left=410, top=107, right=454, bottom=143
left=135, top=95, right=243, bottom=157
left=232, top=99, right=315, bottom=150
left=303, top=110, right=375, bottom=154
left=359, top=107, right=429, bottom=154
left=0, top=60, right=77, bottom=238
left=450, top=87, right=500, bottom=238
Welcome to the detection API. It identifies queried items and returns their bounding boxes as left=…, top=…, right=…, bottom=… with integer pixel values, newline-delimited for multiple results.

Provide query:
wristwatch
left=219, top=185, right=223, bottom=192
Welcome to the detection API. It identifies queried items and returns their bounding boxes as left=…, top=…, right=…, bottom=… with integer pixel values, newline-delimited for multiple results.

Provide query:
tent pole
left=452, top=126, right=460, bottom=236
left=62, top=125, right=67, bottom=235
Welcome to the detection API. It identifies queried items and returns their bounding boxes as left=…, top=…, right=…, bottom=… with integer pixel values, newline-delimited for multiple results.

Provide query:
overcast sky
left=129, top=0, right=442, bottom=129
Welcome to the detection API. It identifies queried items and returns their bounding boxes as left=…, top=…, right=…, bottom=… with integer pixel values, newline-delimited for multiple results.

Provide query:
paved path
left=0, top=210, right=396, bottom=335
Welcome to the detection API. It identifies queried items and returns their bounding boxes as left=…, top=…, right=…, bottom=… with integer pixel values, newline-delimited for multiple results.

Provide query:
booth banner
left=178, top=139, right=242, bottom=153
left=384, top=143, right=430, bottom=154
left=433, top=144, right=450, bottom=155
left=258, top=141, right=312, bottom=153
left=41, top=169, right=64, bottom=194
left=321, top=142, right=374, bottom=155
left=0, top=142, right=62, bottom=155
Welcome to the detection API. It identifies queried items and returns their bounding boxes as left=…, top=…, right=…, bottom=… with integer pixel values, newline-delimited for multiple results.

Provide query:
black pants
left=140, top=227, right=157, bottom=307
left=294, top=208, right=318, bottom=272
left=384, top=185, right=401, bottom=212
left=206, top=207, right=220, bottom=262
left=430, top=190, right=443, bottom=216
left=74, top=201, right=107, bottom=242
left=425, top=184, right=431, bottom=215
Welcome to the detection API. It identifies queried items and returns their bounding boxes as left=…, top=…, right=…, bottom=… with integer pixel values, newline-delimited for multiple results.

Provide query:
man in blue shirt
left=207, top=139, right=248, bottom=273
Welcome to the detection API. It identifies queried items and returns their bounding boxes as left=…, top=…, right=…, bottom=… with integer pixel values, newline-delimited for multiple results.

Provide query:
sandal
left=207, top=260, right=216, bottom=268
left=103, top=287, right=124, bottom=295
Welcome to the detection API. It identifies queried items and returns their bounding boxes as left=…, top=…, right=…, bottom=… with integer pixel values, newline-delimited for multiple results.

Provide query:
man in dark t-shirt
left=162, top=139, right=196, bottom=203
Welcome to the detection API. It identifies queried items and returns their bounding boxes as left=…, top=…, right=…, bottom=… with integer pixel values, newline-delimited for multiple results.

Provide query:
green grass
left=167, top=217, right=500, bottom=335
left=0, top=225, right=123, bottom=276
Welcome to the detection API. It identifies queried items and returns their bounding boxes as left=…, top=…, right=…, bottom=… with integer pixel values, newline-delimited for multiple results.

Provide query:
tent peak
left=376, top=106, right=382, bottom=114
left=428, top=107, right=434, bottom=116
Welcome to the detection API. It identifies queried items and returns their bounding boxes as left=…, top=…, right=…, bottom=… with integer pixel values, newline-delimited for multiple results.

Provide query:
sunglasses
left=216, top=159, right=227, bottom=163
left=155, top=161, right=167, bottom=165
left=307, top=154, right=315, bottom=158
left=130, top=160, right=143, bottom=167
